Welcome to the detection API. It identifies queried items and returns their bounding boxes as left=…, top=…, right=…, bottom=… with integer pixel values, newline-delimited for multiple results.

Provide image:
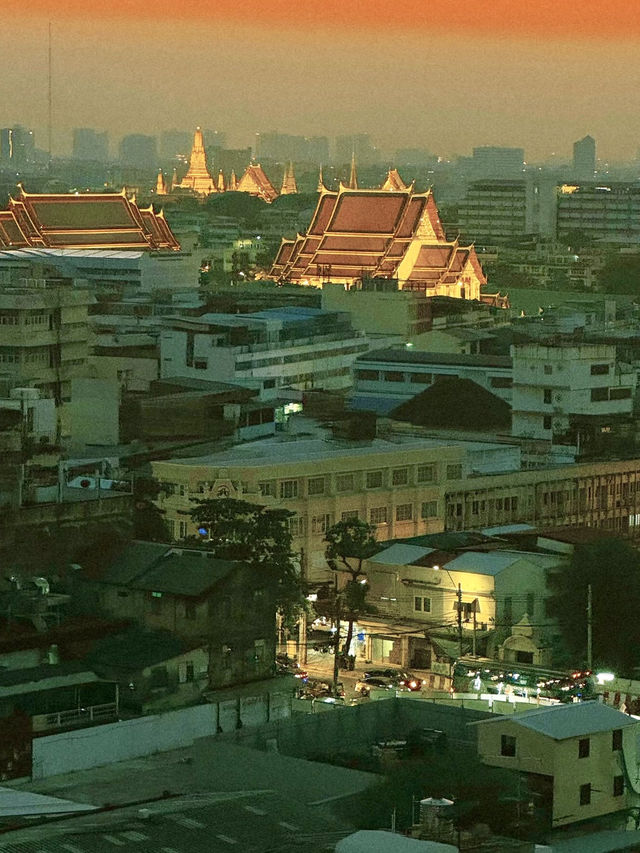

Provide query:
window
left=490, top=376, right=512, bottom=388
left=336, top=473, right=355, bottom=492
left=417, top=464, right=435, bottom=483
left=414, top=596, right=431, bottom=612
left=526, top=592, right=535, bottom=616
left=544, top=364, right=553, bottom=375
left=612, top=729, right=623, bottom=751
left=613, top=775, right=624, bottom=797
left=591, top=363, right=610, bottom=375
left=543, top=415, right=552, bottom=430
left=311, top=513, right=332, bottom=535
left=356, top=369, right=379, bottom=381
left=263, top=378, right=276, bottom=389
left=578, top=738, right=590, bottom=759
left=259, top=481, right=276, bottom=498
left=501, top=735, right=516, bottom=757
left=370, top=506, right=388, bottom=525
left=194, top=358, right=208, bottom=370
left=307, top=476, right=325, bottom=496
left=366, top=470, right=383, bottom=489
left=280, top=479, right=298, bottom=499
left=288, top=515, right=307, bottom=536
left=150, top=592, right=163, bottom=614
left=446, top=464, right=462, bottom=480
left=543, top=388, right=552, bottom=404
left=392, top=468, right=409, bottom=486
left=341, top=510, right=359, bottom=521
left=185, top=661, right=195, bottom=682
left=610, top=387, right=632, bottom=400
left=421, top=501, right=438, bottom=519
left=185, top=601, right=196, bottom=620
left=591, top=387, right=608, bottom=402
left=579, top=783, right=591, bottom=806
left=179, top=521, right=188, bottom=539
left=410, top=372, right=432, bottom=384
left=384, top=371, right=404, bottom=382
left=396, top=503, right=413, bottom=521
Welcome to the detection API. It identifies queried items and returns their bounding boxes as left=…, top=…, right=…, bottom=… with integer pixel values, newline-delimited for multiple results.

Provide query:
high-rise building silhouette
left=0, top=126, right=36, bottom=167
left=119, top=134, right=158, bottom=168
left=573, top=135, right=596, bottom=181
left=72, top=128, right=109, bottom=162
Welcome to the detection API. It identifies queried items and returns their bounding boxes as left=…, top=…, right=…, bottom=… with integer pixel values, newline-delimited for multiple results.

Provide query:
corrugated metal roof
left=443, top=551, right=521, bottom=575
left=475, top=701, right=638, bottom=740
left=368, top=543, right=436, bottom=566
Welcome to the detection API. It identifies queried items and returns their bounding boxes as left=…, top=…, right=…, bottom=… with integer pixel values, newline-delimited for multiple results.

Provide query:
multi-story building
left=72, top=128, right=109, bottom=162
left=151, top=427, right=521, bottom=581
left=0, top=276, right=90, bottom=407
left=475, top=702, right=639, bottom=828
left=352, top=348, right=513, bottom=409
left=511, top=340, right=637, bottom=448
left=556, top=183, right=640, bottom=244
left=321, top=283, right=432, bottom=341
left=0, top=126, right=36, bottom=167
left=573, top=135, right=596, bottom=182
left=458, top=178, right=556, bottom=244
left=255, top=132, right=329, bottom=164
left=159, top=307, right=370, bottom=399
left=470, top=146, right=525, bottom=179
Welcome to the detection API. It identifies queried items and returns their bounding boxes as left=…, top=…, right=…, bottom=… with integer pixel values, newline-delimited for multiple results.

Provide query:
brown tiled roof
left=236, top=164, right=278, bottom=203
left=0, top=189, right=180, bottom=251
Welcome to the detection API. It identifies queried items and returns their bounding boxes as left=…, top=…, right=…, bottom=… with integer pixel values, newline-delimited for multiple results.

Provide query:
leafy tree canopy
left=596, top=254, right=640, bottom=295
left=190, top=497, right=304, bottom=620
left=546, top=538, right=640, bottom=675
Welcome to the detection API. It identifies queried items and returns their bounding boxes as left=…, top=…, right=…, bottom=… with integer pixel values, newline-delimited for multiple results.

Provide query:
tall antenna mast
left=48, top=21, right=52, bottom=162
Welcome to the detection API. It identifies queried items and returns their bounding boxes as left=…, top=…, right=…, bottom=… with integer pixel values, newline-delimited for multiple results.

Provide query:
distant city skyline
left=3, top=1, right=640, bottom=162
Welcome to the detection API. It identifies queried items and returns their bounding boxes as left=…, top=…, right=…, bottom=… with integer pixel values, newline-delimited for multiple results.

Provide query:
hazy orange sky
left=4, top=1, right=640, bottom=161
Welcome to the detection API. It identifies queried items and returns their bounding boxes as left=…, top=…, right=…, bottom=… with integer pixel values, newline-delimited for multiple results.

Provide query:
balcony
left=31, top=702, right=118, bottom=732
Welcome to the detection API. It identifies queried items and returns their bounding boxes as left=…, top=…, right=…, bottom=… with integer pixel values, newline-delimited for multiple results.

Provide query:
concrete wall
left=32, top=691, right=292, bottom=779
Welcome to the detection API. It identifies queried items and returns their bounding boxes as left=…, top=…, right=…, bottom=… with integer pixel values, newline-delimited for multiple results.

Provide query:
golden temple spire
left=156, top=169, right=167, bottom=196
left=171, top=167, right=179, bottom=191
left=280, top=161, right=298, bottom=195
left=348, top=150, right=358, bottom=190
left=217, top=170, right=226, bottom=193
left=229, top=169, right=238, bottom=191
left=180, top=126, right=216, bottom=196
left=317, top=165, right=326, bottom=193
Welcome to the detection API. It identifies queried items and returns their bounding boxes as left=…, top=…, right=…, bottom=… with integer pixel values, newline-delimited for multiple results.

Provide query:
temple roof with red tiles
left=269, top=184, right=485, bottom=291
left=236, top=164, right=279, bottom=203
left=0, top=188, right=180, bottom=251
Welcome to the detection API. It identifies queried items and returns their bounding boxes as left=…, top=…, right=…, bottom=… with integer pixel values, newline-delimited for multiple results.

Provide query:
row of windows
left=357, top=368, right=510, bottom=388
left=236, top=342, right=367, bottom=372
left=287, top=501, right=440, bottom=535
left=591, top=386, right=632, bottom=402
left=261, top=464, right=444, bottom=500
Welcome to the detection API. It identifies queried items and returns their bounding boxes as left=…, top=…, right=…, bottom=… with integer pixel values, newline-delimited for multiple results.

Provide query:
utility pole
left=472, top=599, right=478, bottom=658
left=587, top=583, right=593, bottom=670
left=48, top=21, right=53, bottom=163
left=333, top=575, right=342, bottom=698
left=457, top=583, right=463, bottom=658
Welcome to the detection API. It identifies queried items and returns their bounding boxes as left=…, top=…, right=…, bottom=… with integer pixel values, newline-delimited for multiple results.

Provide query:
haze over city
left=4, top=0, right=640, bottom=160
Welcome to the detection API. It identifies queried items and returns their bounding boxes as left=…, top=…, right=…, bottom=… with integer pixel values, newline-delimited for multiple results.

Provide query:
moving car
left=362, top=669, right=422, bottom=691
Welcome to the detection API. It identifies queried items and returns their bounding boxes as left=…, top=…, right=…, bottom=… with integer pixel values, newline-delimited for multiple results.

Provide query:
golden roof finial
left=348, top=149, right=358, bottom=190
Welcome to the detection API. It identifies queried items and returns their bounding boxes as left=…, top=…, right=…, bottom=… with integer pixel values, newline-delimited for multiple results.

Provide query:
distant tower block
left=156, top=169, right=167, bottom=196
left=280, top=161, right=298, bottom=195
left=348, top=151, right=358, bottom=189
left=180, top=127, right=216, bottom=196
left=217, top=170, right=226, bottom=193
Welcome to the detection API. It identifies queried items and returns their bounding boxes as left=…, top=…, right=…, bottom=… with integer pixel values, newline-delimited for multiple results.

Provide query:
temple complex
left=0, top=187, right=180, bottom=251
left=236, top=164, right=279, bottom=203
left=268, top=182, right=486, bottom=300
left=179, top=127, right=216, bottom=196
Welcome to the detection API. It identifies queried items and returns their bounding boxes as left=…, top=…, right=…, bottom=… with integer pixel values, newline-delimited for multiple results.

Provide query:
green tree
left=324, top=518, right=380, bottom=659
left=596, top=254, right=640, bottom=294
left=190, top=497, right=304, bottom=623
left=546, top=538, right=640, bottom=675
left=133, top=476, right=169, bottom=542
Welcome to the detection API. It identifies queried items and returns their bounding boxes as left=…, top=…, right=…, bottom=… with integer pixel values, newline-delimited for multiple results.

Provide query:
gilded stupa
left=180, top=127, right=216, bottom=196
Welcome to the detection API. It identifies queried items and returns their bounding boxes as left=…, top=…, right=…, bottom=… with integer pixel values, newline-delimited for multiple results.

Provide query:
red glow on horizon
left=9, top=0, right=640, bottom=41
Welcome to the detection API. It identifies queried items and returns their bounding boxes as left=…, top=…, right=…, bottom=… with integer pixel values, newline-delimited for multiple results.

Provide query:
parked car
left=355, top=676, right=397, bottom=696
left=362, top=669, right=422, bottom=692
left=297, top=679, right=345, bottom=700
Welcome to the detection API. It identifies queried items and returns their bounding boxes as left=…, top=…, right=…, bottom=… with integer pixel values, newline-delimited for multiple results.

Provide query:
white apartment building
left=160, top=307, right=370, bottom=399
left=352, top=348, right=513, bottom=412
left=511, top=341, right=636, bottom=444
left=151, top=424, right=521, bottom=583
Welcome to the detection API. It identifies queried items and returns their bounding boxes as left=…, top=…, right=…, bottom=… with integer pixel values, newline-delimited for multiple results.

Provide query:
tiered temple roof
left=268, top=184, right=486, bottom=300
left=180, top=127, right=216, bottom=196
left=236, top=164, right=279, bottom=203
left=0, top=188, right=180, bottom=251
